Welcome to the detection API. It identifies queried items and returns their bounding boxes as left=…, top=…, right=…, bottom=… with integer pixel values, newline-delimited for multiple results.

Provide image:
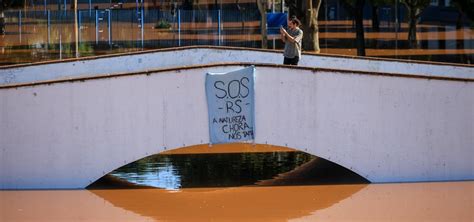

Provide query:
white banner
left=206, top=66, right=255, bottom=144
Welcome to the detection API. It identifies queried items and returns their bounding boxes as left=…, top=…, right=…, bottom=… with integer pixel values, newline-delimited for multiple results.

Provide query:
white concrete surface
left=1, top=65, right=472, bottom=189
left=1, top=46, right=473, bottom=85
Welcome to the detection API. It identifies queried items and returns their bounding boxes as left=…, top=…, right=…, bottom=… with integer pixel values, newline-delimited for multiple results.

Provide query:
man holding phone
left=280, top=16, right=303, bottom=65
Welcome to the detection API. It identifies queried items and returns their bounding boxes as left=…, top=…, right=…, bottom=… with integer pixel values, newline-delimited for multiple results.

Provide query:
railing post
left=78, top=10, right=82, bottom=43
left=59, top=32, right=62, bottom=60
left=140, top=6, right=144, bottom=49
left=218, top=10, right=221, bottom=46
left=136, top=0, right=139, bottom=14
left=108, top=9, right=111, bottom=45
left=178, top=9, right=181, bottom=46
left=18, top=10, right=22, bottom=43
left=47, top=10, right=51, bottom=46
left=324, top=0, right=328, bottom=49
left=95, top=10, right=99, bottom=44
left=394, top=0, right=399, bottom=57
left=75, top=7, right=79, bottom=58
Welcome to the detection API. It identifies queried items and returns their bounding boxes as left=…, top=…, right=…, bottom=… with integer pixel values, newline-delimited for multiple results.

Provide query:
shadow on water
left=87, top=145, right=369, bottom=190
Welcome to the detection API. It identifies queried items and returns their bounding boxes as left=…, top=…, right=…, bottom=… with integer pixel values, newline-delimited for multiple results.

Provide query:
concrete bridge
left=1, top=46, right=473, bottom=85
left=1, top=47, right=473, bottom=189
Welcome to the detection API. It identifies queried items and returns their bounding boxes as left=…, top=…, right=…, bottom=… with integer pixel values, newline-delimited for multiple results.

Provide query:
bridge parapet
left=1, top=46, right=473, bottom=86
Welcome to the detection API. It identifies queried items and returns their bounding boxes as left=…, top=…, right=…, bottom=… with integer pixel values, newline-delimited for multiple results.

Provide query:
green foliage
left=78, top=42, right=94, bottom=56
left=154, top=20, right=171, bottom=29
left=1, top=0, right=24, bottom=9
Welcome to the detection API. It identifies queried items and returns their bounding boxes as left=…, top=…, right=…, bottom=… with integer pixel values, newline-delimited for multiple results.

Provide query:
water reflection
left=90, top=184, right=368, bottom=221
left=111, top=158, right=182, bottom=190
left=104, top=151, right=315, bottom=189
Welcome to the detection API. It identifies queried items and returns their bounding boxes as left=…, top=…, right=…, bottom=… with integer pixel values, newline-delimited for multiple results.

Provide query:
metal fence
left=4, top=8, right=264, bottom=55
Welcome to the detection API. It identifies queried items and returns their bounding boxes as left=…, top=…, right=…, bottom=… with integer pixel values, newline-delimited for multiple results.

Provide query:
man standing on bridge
left=280, top=16, right=303, bottom=66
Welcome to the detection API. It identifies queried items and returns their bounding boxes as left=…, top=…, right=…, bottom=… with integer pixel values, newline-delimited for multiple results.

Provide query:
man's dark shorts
left=283, top=56, right=299, bottom=65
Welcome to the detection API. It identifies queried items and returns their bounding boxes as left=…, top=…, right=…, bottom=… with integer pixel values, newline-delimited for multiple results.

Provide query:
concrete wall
left=1, top=64, right=472, bottom=189
left=1, top=47, right=473, bottom=85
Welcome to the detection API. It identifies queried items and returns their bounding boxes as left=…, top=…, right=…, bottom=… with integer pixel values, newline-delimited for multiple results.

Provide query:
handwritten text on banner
left=206, top=66, right=255, bottom=144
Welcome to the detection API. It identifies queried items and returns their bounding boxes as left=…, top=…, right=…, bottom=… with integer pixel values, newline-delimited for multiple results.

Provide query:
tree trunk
left=455, top=10, right=463, bottom=29
left=0, top=4, right=5, bottom=35
left=407, top=7, right=418, bottom=48
left=354, top=0, right=366, bottom=56
left=257, top=0, right=268, bottom=49
left=456, top=23, right=466, bottom=63
left=236, top=0, right=245, bottom=32
left=302, top=0, right=321, bottom=52
left=372, top=5, right=379, bottom=32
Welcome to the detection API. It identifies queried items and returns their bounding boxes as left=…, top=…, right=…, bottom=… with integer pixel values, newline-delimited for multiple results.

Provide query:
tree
left=371, top=2, right=380, bottom=31
left=285, top=0, right=322, bottom=52
left=451, top=0, right=474, bottom=28
left=340, top=0, right=366, bottom=56
left=236, top=0, right=247, bottom=34
left=450, top=0, right=473, bottom=63
left=1, top=0, right=24, bottom=35
left=256, top=0, right=268, bottom=48
left=369, top=0, right=392, bottom=31
left=0, top=1, right=4, bottom=35
left=400, top=0, right=430, bottom=48
left=303, top=0, right=322, bottom=52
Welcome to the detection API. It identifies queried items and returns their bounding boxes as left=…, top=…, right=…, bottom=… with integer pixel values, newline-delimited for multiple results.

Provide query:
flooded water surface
left=1, top=8, right=473, bottom=65
left=1, top=181, right=472, bottom=221
left=1, top=145, right=473, bottom=221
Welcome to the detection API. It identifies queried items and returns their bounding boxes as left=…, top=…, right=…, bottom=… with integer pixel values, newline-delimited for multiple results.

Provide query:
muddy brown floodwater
left=1, top=181, right=472, bottom=221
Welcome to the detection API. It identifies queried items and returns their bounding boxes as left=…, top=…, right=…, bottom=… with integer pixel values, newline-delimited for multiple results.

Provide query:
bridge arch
left=1, top=64, right=472, bottom=189
left=87, top=143, right=371, bottom=188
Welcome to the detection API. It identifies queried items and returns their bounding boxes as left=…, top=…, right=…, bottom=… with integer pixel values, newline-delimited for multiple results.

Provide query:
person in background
left=280, top=16, right=303, bottom=65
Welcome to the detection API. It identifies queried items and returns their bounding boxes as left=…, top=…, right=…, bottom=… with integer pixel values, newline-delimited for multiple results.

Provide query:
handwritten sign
left=206, top=66, right=255, bottom=144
